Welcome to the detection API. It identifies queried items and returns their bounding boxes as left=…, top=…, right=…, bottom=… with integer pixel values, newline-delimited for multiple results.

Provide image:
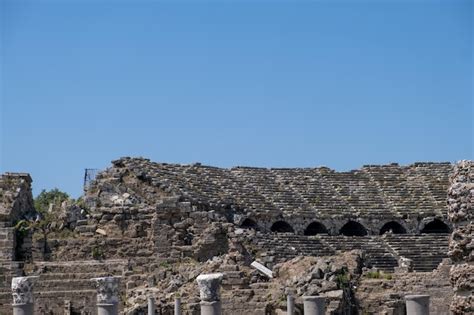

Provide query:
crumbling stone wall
left=447, top=160, right=473, bottom=314
left=355, top=259, right=452, bottom=314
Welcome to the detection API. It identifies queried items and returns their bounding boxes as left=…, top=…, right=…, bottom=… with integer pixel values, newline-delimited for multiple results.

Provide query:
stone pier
left=405, top=295, right=430, bottom=315
left=91, top=277, right=120, bottom=315
left=303, top=296, right=325, bottom=315
left=11, top=276, right=38, bottom=315
left=196, top=273, right=223, bottom=315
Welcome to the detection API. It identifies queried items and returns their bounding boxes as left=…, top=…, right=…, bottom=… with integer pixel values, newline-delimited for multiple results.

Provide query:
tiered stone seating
left=253, top=233, right=335, bottom=267
left=384, top=234, right=449, bottom=272
left=320, top=170, right=393, bottom=218
left=318, top=236, right=398, bottom=272
left=105, top=158, right=452, bottom=223
left=271, top=168, right=353, bottom=218
left=253, top=233, right=399, bottom=272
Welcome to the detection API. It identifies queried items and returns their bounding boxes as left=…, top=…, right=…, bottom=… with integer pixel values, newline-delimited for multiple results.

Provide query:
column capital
left=91, top=277, right=120, bottom=304
left=196, top=273, right=224, bottom=302
left=11, top=276, right=38, bottom=305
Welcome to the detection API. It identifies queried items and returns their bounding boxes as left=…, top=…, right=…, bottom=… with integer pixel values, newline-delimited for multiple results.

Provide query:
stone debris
left=251, top=261, right=273, bottom=278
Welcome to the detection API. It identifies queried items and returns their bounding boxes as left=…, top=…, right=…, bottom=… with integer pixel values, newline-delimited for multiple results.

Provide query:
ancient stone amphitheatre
left=0, top=157, right=472, bottom=314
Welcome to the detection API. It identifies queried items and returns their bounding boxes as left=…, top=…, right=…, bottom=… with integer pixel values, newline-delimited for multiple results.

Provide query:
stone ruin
left=0, top=157, right=471, bottom=314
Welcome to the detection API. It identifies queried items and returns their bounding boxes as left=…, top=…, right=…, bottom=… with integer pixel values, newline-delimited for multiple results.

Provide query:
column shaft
left=287, top=295, right=295, bottom=315
left=303, top=296, right=325, bottom=315
left=12, top=303, right=33, bottom=315
left=405, top=295, right=430, bottom=315
left=174, top=297, right=182, bottom=315
left=97, top=303, right=118, bottom=315
left=200, top=301, right=221, bottom=315
left=148, top=297, right=155, bottom=315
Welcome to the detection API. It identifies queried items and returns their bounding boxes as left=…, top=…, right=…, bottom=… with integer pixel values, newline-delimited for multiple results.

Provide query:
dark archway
left=340, top=221, right=368, bottom=236
left=421, top=219, right=450, bottom=234
left=270, top=221, right=294, bottom=233
left=240, top=218, right=258, bottom=229
left=380, top=221, right=407, bottom=235
left=304, top=221, right=329, bottom=235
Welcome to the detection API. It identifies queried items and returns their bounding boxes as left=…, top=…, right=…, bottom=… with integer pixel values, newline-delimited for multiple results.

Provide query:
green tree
left=34, top=188, right=70, bottom=215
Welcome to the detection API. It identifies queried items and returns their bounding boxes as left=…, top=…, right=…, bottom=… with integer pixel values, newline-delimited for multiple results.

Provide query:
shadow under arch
left=270, top=220, right=294, bottom=233
left=240, top=218, right=258, bottom=229
left=421, top=219, right=450, bottom=234
left=380, top=221, right=406, bottom=235
left=340, top=220, right=368, bottom=236
left=304, top=221, right=329, bottom=235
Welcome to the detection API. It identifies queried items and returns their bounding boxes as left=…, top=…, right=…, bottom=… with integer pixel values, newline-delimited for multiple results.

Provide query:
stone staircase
left=253, top=233, right=399, bottom=272
left=318, top=236, right=398, bottom=272
left=254, top=233, right=336, bottom=267
left=220, top=265, right=269, bottom=315
left=384, top=234, right=449, bottom=272
left=11, top=259, right=129, bottom=314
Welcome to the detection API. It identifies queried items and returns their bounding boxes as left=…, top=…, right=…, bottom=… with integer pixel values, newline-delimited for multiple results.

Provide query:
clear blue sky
left=1, top=0, right=473, bottom=198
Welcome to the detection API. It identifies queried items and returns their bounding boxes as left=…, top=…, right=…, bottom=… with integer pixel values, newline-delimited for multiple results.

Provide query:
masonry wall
left=447, top=160, right=474, bottom=314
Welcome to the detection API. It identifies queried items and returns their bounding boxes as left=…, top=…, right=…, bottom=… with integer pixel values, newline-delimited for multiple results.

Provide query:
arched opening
left=340, top=221, right=367, bottom=236
left=240, top=218, right=258, bottom=229
left=304, top=221, right=328, bottom=235
left=270, top=221, right=294, bottom=233
left=380, top=221, right=406, bottom=235
left=421, top=219, right=450, bottom=234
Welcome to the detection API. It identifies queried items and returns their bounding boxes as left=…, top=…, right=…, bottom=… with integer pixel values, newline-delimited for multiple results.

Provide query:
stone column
left=303, top=296, right=325, bottom=315
left=148, top=296, right=155, bottom=315
left=287, top=294, right=295, bottom=315
left=196, top=273, right=223, bottom=315
left=91, top=277, right=120, bottom=315
left=11, top=276, right=38, bottom=315
left=405, top=295, right=430, bottom=315
left=174, top=297, right=182, bottom=315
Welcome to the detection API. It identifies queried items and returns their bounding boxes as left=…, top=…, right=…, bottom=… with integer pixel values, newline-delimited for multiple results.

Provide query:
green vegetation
left=34, top=188, right=70, bottom=214
left=336, top=272, right=350, bottom=289
left=159, top=261, right=171, bottom=268
left=91, top=246, right=104, bottom=260
left=365, top=270, right=393, bottom=280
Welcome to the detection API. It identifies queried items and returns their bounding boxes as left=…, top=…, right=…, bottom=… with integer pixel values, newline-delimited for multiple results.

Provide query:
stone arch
left=270, top=221, right=294, bottom=233
left=304, top=221, right=328, bottom=235
left=340, top=220, right=368, bottom=236
left=379, top=221, right=407, bottom=235
left=240, top=218, right=258, bottom=229
left=421, top=219, right=450, bottom=234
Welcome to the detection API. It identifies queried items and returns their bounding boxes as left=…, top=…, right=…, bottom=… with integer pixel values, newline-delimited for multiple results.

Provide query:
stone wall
left=447, top=160, right=473, bottom=314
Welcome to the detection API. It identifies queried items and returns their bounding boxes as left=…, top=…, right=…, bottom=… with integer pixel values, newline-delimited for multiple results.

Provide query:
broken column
left=303, top=296, right=325, bottom=315
left=148, top=296, right=155, bottom=315
left=196, top=273, right=223, bottom=315
left=11, top=276, right=38, bottom=315
left=287, top=294, right=295, bottom=315
left=405, top=295, right=430, bottom=315
left=174, top=296, right=182, bottom=315
left=91, top=277, right=120, bottom=315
